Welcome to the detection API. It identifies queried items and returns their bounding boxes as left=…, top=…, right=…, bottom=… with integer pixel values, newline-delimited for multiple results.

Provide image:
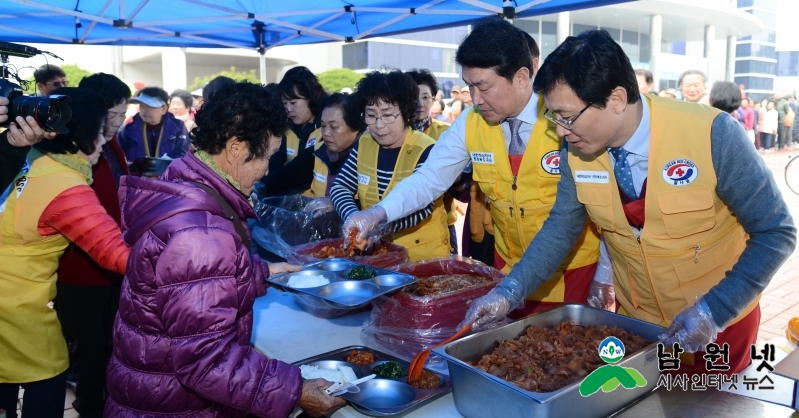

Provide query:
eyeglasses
left=544, top=102, right=593, bottom=130
left=45, top=79, right=69, bottom=88
left=363, top=112, right=401, bottom=125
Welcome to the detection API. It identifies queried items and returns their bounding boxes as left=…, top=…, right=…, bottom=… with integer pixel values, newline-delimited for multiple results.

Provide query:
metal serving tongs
left=408, top=322, right=473, bottom=380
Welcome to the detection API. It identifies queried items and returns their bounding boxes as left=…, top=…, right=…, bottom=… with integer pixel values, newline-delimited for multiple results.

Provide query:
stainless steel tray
left=267, top=259, right=416, bottom=309
left=432, top=303, right=665, bottom=418
left=293, top=345, right=452, bottom=416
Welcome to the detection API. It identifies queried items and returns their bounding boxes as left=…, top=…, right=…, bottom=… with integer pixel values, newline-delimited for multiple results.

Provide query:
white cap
left=129, top=94, right=166, bottom=108
left=340, top=87, right=353, bottom=94
left=191, top=88, right=203, bottom=97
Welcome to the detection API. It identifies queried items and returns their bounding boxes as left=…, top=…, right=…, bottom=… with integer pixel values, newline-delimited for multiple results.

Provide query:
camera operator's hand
left=7, top=116, right=56, bottom=147
left=0, top=97, right=8, bottom=124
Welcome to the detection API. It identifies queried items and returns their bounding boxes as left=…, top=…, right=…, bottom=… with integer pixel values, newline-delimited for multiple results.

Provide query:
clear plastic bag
left=360, top=256, right=505, bottom=361
left=287, top=238, right=409, bottom=268
left=252, top=195, right=342, bottom=258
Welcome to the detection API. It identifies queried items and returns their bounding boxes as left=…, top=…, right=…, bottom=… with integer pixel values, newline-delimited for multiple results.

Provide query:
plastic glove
left=342, top=206, right=387, bottom=249
left=304, top=197, right=335, bottom=218
left=458, top=289, right=511, bottom=332
left=658, top=298, right=722, bottom=353
left=587, top=281, right=615, bottom=311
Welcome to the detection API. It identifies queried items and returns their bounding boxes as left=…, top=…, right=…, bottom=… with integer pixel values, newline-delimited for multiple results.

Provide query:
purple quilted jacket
left=105, top=151, right=302, bottom=417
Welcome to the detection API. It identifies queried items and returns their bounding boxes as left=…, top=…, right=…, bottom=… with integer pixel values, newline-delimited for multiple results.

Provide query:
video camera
left=0, top=41, right=71, bottom=134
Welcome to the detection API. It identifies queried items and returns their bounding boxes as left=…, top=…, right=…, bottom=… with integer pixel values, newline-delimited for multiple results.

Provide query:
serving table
left=251, top=289, right=798, bottom=417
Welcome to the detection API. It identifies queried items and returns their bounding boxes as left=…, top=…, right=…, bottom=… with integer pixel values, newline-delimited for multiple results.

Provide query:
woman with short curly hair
left=330, top=70, right=451, bottom=261
left=105, top=82, right=345, bottom=417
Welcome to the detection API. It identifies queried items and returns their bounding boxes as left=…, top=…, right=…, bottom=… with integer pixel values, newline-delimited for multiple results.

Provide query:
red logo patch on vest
left=662, top=158, right=698, bottom=186
left=541, top=150, right=561, bottom=175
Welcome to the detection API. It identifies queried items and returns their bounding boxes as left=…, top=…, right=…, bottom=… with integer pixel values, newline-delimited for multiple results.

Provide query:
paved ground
left=754, top=147, right=799, bottom=343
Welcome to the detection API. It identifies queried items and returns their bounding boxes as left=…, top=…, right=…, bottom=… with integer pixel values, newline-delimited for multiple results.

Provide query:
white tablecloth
left=250, top=288, right=462, bottom=418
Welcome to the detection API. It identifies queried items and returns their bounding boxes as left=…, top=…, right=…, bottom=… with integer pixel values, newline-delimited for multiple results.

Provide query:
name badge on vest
left=306, top=137, right=317, bottom=149
left=575, top=170, right=609, bottom=184
left=313, top=171, right=326, bottom=183
left=662, top=159, right=698, bottom=186
left=287, top=148, right=296, bottom=157
left=471, top=152, right=494, bottom=164
left=358, top=173, right=370, bottom=186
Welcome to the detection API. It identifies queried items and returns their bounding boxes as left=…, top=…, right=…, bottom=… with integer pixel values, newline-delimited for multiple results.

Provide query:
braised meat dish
left=475, top=322, right=650, bottom=392
left=408, top=369, right=439, bottom=390
left=404, top=274, right=492, bottom=297
left=346, top=350, right=376, bottom=365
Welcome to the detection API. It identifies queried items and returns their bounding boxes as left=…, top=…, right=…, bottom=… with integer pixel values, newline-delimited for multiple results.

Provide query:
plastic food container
left=288, top=238, right=409, bottom=268
left=360, top=256, right=504, bottom=361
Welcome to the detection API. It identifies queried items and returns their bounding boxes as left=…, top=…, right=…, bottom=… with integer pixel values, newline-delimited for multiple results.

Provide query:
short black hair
left=169, top=89, right=193, bottom=109
left=265, top=82, right=280, bottom=98
left=678, top=69, right=706, bottom=86
left=521, top=30, right=540, bottom=59
left=635, top=69, right=653, bottom=84
left=279, top=66, right=329, bottom=117
left=79, top=73, right=132, bottom=108
left=709, top=81, right=742, bottom=113
left=456, top=17, right=532, bottom=82
left=203, top=76, right=236, bottom=104
left=450, top=98, right=465, bottom=112
left=35, top=87, right=106, bottom=156
left=193, top=82, right=287, bottom=162
left=321, top=93, right=366, bottom=133
left=34, top=64, right=65, bottom=84
left=406, top=69, right=438, bottom=97
left=533, top=29, right=640, bottom=108
left=355, top=70, right=418, bottom=128
left=137, top=87, right=168, bottom=106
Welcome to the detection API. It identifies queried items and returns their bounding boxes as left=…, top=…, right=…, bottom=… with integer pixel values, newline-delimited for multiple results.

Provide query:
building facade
left=735, top=0, right=778, bottom=101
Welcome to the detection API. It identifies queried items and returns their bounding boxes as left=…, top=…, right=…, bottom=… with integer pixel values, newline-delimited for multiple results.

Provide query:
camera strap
left=142, top=123, right=165, bottom=158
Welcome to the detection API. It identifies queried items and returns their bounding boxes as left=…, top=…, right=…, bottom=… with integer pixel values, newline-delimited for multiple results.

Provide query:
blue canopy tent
left=0, top=1, right=633, bottom=69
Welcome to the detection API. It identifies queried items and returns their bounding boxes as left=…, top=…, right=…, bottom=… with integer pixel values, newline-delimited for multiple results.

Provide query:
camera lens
left=9, top=94, right=72, bottom=134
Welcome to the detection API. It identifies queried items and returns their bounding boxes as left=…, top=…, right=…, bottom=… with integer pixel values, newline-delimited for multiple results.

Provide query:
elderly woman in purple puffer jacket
left=105, top=82, right=346, bottom=417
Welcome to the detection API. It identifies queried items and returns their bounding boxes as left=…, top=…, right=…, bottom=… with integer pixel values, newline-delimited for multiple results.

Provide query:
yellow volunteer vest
left=0, top=149, right=85, bottom=383
left=356, top=129, right=450, bottom=261
left=311, top=152, right=330, bottom=198
left=286, top=127, right=322, bottom=163
left=465, top=95, right=601, bottom=303
left=423, top=119, right=458, bottom=227
left=570, top=95, right=757, bottom=327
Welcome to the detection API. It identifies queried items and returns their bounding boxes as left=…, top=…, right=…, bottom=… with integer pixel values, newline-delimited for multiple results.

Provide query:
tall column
left=726, top=35, right=737, bottom=81
left=111, top=45, right=124, bottom=79
left=557, top=12, right=570, bottom=45
left=650, top=14, right=662, bottom=91
left=161, top=48, right=188, bottom=92
left=704, top=25, right=716, bottom=83
left=259, top=53, right=267, bottom=84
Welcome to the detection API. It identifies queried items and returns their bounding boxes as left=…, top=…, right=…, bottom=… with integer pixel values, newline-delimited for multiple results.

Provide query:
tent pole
left=259, top=51, right=267, bottom=84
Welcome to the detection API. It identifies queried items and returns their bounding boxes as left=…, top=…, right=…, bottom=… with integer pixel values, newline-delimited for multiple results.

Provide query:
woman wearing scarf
left=0, top=88, right=129, bottom=418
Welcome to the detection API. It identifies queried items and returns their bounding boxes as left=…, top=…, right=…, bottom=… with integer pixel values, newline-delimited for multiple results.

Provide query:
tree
left=188, top=67, right=259, bottom=91
left=22, top=64, right=92, bottom=94
left=317, top=69, right=363, bottom=93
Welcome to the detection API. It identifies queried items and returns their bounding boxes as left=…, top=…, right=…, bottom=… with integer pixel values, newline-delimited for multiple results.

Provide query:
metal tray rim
left=293, top=345, right=452, bottom=416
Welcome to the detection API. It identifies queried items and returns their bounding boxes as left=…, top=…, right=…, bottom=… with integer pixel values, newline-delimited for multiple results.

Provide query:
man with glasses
left=342, top=17, right=604, bottom=317
left=34, top=64, right=68, bottom=96
left=464, top=29, right=795, bottom=375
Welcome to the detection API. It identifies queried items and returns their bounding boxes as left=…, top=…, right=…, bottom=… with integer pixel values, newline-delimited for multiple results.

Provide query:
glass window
left=573, top=24, right=596, bottom=36
left=429, top=47, right=443, bottom=73
left=737, top=0, right=753, bottom=6
left=734, top=76, right=774, bottom=91
left=737, top=43, right=776, bottom=59
left=672, top=42, right=686, bottom=55
left=442, top=48, right=456, bottom=74
left=621, top=30, right=639, bottom=63
left=747, top=9, right=777, bottom=28
left=777, top=51, right=799, bottom=77
left=540, top=21, right=557, bottom=60
left=383, top=43, right=401, bottom=69
left=747, top=30, right=776, bottom=43
left=344, top=42, right=368, bottom=70
left=515, top=20, right=539, bottom=36
left=735, top=60, right=776, bottom=74
left=640, top=33, right=651, bottom=63
left=605, top=27, right=620, bottom=42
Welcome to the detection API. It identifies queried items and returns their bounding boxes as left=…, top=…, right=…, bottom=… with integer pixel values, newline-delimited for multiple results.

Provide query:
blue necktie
left=608, top=147, right=637, bottom=200
left=506, top=118, right=526, bottom=156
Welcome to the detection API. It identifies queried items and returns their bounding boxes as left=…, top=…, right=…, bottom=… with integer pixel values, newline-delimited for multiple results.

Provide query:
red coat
left=57, top=137, right=129, bottom=286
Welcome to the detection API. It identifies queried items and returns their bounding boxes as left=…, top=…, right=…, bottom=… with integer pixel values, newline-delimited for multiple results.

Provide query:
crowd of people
left=0, top=15, right=796, bottom=418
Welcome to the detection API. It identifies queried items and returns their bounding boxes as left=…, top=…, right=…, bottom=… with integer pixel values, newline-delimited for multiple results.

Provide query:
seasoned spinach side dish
left=373, top=361, right=405, bottom=379
left=347, top=266, right=378, bottom=280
